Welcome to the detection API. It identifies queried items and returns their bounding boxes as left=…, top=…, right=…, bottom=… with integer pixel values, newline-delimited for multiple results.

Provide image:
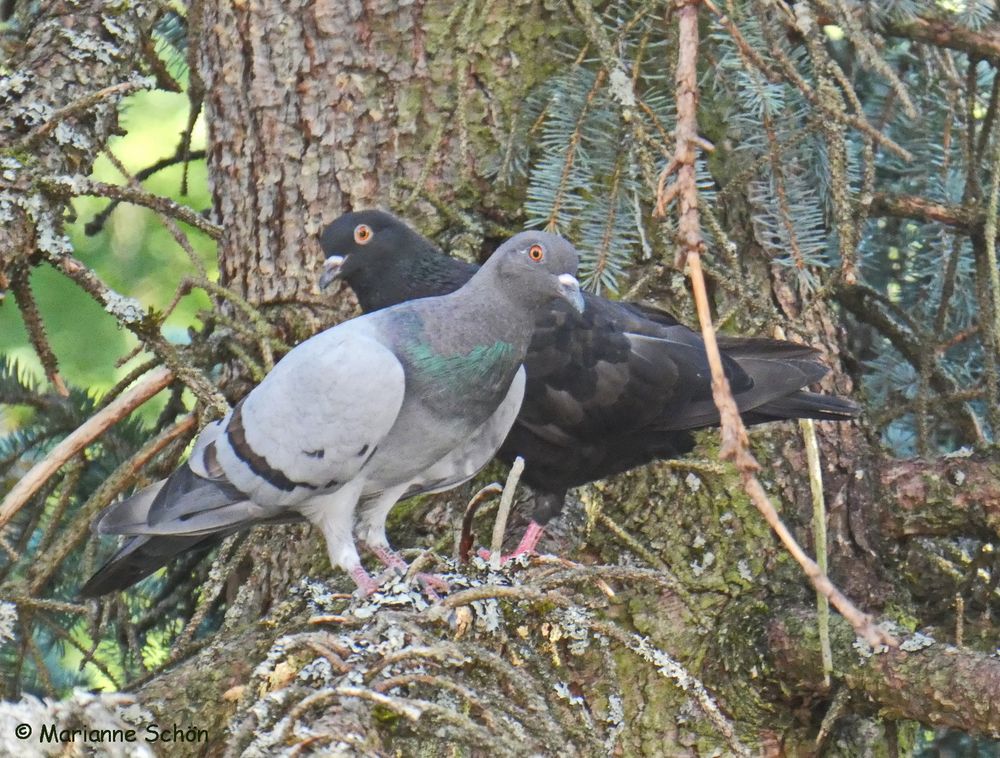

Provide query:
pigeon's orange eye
left=528, top=244, right=544, bottom=261
left=354, top=224, right=373, bottom=245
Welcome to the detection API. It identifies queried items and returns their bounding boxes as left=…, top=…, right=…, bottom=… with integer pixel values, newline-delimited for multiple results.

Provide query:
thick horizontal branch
left=878, top=454, right=1000, bottom=541
left=881, top=16, right=1000, bottom=61
left=767, top=608, right=1000, bottom=737
left=869, top=192, right=979, bottom=230
left=136, top=614, right=279, bottom=749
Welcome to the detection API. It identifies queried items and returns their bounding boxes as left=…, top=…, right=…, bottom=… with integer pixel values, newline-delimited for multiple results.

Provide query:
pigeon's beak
left=557, top=274, right=585, bottom=313
left=319, top=255, right=346, bottom=290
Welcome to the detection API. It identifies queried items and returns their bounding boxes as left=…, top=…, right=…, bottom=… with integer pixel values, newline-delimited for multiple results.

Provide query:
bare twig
left=102, top=147, right=208, bottom=279
left=85, top=149, right=208, bottom=236
left=800, top=418, right=832, bottom=686
left=39, top=175, right=221, bottom=240
left=0, top=367, right=174, bottom=531
left=983, top=113, right=1000, bottom=425
left=656, top=0, right=895, bottom=648
left=490, top=456, right=525, bottom=569
left=458, top=483, right=502, bottom=563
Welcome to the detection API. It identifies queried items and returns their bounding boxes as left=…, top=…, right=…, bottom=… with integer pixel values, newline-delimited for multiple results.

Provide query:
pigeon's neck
left=402, top=339, right=517, bottom=390
left=392, top=299, right=528, bottom=407
left=436, top=289, right=533, bottom=358
left=352, top=244, right=476, bottom=312
left=452, top=270, right=541, bottom=345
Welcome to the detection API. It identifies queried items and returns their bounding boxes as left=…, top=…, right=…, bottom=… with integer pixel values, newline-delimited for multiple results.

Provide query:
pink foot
left=367, top=544, right=449, bottom=599
left=478, top=521, right=546, bottom=564
left=369, top=544, right=408, bottom=574
left=412, top=572, right=449, bottom=601
left=349, top=565, right=379, bottom=596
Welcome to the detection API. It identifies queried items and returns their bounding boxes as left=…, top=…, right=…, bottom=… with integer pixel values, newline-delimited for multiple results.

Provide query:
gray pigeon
left=81, top=231, right=583, bottom=596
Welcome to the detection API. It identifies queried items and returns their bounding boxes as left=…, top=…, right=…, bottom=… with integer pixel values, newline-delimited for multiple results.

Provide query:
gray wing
left=102, top=327, right=407, bottom=538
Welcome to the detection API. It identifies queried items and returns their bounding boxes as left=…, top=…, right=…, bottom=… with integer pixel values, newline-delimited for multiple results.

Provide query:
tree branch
left=0, top=367, right=174, bottom=530
left=835, top=282, right=986, bottom=443
left=869, top=192, right=980, bottom=230
left=767, top=608, right=1000, bottom=738
left=881, top=16, right=1000, bottom=61
left=39, top=175, right=221, bottom=240
left=878, top=454, right=1000, bottom=541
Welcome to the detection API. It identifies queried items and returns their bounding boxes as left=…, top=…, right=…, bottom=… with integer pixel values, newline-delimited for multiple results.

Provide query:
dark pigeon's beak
left=319, top=255, right=346, bottom=290
left=557, top=274, right=585, bottom=313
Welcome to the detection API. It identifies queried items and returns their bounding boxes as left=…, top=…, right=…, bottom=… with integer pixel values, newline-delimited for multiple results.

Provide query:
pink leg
left=478, top=520, right=546, bottom=564
left=511, top=521, right=545, bottom=556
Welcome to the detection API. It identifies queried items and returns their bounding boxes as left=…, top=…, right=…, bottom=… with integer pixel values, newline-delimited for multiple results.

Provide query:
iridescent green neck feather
left=403, top=340, right=515, bottom=388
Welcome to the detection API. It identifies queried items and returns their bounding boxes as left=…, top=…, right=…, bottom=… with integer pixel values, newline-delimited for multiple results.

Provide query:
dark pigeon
left=81, top=231, right=583, bottom=596
left=319, top=210, right=860, bottom=558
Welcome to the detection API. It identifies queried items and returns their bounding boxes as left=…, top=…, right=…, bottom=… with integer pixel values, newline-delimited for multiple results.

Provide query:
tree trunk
left=198, top=0, right=563, bottom=313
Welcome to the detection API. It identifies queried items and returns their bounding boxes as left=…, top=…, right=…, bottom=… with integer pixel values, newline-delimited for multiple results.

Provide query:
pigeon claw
left=369, top=544, right=409, bottom=574
left=476, top=547, right=528, bottom=565
left=366, top=544, right=449, bottom=600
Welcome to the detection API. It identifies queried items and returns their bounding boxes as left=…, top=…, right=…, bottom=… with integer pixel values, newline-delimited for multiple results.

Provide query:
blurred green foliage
left=0, top=86, right=217, bottom=693
left=0, top=88, right=215, bottom=394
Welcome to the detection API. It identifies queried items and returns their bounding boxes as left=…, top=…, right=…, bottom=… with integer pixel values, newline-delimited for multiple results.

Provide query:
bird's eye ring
left=528, top=244, right=545, bottom=261
left=354, top=224, right=373, bottom=245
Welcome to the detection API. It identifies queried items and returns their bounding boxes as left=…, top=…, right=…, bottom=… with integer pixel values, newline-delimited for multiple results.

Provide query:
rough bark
left=197, top=0, right=562, bottom=312
left=767, top=609, right=1000, bottom=738
left=878, top=455, right=1000, bottom=541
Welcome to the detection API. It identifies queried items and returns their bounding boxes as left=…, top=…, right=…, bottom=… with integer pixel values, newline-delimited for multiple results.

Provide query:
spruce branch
left=38, top=175, right=221, bottom=240
left=811, top=0, right=918, bottom=118
left=0, top=367, right=174, bottom=532
left=881, top=15, right=1000, bottom=60
left=836, top=282, right=986, bottom=444
left=9, top=264, right=68, bottom=396
left=24, top=412, right=196, bottom=597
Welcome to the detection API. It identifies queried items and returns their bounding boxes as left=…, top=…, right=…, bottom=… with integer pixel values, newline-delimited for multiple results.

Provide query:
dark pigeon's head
left=318, top=210, right=429, bottom=291
left=482, top=231, right=584, bottom=314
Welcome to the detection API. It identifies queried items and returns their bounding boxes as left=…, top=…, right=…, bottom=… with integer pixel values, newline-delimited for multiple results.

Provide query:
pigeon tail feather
left=79, top=534, right=219, bottom=597
left=741, top=390, right=860, bottom=423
